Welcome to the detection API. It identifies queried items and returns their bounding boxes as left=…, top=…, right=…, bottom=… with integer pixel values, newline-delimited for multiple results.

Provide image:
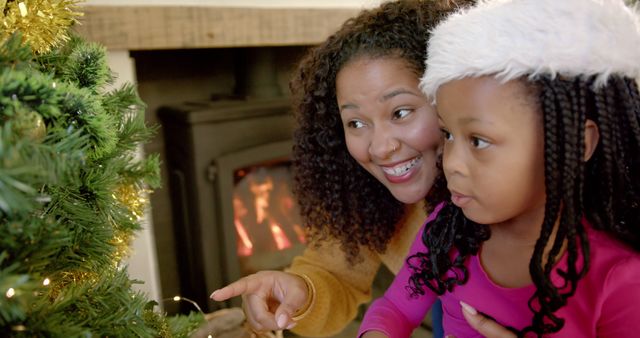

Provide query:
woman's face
left=336, top=57, right=441, bottom=204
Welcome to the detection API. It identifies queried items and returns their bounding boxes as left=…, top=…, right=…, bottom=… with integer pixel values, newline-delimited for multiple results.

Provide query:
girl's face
left=336, top=57, right=441, bottom=204
left=437, top=76, right=546, bottom=225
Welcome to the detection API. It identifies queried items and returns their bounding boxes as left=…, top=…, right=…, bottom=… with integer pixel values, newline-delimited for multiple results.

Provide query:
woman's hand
left=446, top=301, right=517, bottom=338
left=210, top=271, right=309, bottom=332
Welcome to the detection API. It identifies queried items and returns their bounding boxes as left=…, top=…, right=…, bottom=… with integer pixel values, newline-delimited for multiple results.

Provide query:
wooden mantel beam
left=74, top=5, right=361, bottom=50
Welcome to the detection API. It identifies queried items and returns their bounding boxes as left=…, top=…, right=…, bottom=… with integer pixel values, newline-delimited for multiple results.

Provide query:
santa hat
left=420, top=0, right=640, bottom=101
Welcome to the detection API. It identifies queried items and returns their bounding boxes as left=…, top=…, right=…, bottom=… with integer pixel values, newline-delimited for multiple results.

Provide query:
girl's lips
left=450, top=190, right=472, bottom=208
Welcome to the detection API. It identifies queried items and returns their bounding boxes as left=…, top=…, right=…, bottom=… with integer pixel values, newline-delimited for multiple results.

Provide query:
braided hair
left=408, top=75, right=640, bottom=336
left=290, top=0, right=474, bottom=263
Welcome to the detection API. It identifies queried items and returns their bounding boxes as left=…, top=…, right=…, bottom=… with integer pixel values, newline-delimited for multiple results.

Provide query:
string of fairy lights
left=5, top=278, right=51, bottom=299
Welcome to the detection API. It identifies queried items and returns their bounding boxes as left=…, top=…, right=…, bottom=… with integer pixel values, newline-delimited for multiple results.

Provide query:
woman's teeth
left=382, top=156, right=421, bottom=176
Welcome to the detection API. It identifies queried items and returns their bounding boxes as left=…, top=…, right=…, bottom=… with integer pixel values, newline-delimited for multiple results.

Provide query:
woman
left=211, top=1, right=471, bottom=335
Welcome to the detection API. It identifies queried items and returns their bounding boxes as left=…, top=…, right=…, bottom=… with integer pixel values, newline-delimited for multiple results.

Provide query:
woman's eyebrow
left=381, top=89, right=420, bottom=102
left=339, top=103, right=358, bottom=111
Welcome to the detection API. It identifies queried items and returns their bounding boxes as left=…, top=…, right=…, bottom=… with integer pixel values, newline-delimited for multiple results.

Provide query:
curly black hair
left=290, top=0, right=473, bottom=263
left=407, top=75, right=640, bottom=336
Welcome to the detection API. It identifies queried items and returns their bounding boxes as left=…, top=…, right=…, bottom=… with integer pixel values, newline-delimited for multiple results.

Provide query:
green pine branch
left=0, top=8, right=204, bottom=337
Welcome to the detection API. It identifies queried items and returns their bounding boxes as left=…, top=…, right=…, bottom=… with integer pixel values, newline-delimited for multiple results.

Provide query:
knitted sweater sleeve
left=286, top=239, right=382, bottom=336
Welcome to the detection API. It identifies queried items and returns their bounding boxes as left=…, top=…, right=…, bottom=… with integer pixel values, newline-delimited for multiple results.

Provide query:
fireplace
left=158, top=97, right=304, bottom=312
left=226, top=147, right=307, bottom=273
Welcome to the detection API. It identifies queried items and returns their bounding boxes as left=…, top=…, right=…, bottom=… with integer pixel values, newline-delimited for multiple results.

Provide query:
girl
left=359, top=0, right=640, bottom=337
left=211, top=1, right=472, bottom=335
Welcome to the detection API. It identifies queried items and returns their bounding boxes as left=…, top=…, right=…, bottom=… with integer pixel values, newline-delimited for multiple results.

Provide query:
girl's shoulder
left=587, top=225, right=639, bottom=259
left=581, top=226, right=640, bottom=336
left=586, top=225, right=640, bottom=280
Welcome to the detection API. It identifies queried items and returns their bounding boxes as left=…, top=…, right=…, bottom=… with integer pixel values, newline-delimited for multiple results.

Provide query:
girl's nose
left=443, top=141, right=466, bottom=177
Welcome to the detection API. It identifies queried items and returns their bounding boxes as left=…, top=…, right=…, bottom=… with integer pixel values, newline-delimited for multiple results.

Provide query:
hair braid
left=587, top=86, right=615, bottom=229
left=585, top=77, right=640, bottom=249
left=527, top=78, right=561, bottom=302
left=618, top=79, right=640, bottom=147
left=586, top=78, right=640, bottom=266
left=522, top=78, right=577, bottom=335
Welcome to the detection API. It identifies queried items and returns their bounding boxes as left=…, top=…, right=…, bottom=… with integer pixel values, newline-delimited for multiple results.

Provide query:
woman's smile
left=380, top=155, right=422, bottom=183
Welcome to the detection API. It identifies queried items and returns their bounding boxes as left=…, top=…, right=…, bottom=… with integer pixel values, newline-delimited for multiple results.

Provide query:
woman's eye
left=347, top=120, right=365, bottom=129
left=392, top=108, right=412, bottom=120
left=441, top=128, right=453, bottom=141
left=471, top=137, right=490, bottom=149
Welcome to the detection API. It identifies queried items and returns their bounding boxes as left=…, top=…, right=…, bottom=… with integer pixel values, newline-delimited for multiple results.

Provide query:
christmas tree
left=0, top=1, right=204, bottom=336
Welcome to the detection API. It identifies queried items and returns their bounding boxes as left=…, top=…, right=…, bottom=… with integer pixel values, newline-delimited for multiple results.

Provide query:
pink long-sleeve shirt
left=359, top=203, right=640, bottom=337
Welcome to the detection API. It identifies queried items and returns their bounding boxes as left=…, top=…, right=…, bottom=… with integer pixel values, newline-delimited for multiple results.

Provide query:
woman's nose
left=369, top=126, right=399, bottom=160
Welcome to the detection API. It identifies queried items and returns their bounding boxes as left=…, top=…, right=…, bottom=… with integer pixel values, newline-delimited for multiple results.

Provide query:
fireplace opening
left=157, top=47, right=305, bottom=312
left=232, top=160, right=306, bottom=275
left=159, top=98, right=299, bottom=311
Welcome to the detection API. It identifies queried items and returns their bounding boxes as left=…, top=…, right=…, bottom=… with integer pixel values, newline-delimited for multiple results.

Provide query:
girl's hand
left=210, top=271, right=309, bottom=332
left=446, top=301, right=517, bottom=338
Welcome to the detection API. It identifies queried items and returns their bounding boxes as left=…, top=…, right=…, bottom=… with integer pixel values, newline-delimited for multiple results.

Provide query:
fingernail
left=277, top=314, right=287, bottom=329
left=209, top=290, right=218, bottom=299
left=460, top=301, right=478, bottom=315
left=286, top=322, right=297, bottom=330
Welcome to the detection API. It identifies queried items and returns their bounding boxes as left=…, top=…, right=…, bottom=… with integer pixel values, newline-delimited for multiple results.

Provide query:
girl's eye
left=471, top=136, right=490, bottom=149
left=347, top=120, right=366, bottom=129
left=392, top=108, right=412, bottom=120
left=440, top=128, right=453, bottom=141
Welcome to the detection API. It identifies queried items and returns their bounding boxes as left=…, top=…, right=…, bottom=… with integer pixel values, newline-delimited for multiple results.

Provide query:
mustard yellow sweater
left=287, top=202, right=428, bottom=337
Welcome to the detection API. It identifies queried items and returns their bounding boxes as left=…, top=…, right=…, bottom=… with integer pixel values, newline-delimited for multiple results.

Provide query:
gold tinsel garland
left=111, top=183, right=151, bottom=261
left=113, top=183, right=150, bottom=221
left=1, top=0, right=82, bottom=54
left=111, top=229, right=133, bottom=263
left=47, top=270, right=96, bottom=300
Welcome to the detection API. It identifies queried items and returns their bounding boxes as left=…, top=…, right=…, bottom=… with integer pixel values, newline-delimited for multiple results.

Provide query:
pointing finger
left=210, top=275, right=263, bottom=301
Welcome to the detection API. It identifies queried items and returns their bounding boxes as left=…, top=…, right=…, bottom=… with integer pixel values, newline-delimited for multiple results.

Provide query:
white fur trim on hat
left=420, top=0, right=640, bottom=101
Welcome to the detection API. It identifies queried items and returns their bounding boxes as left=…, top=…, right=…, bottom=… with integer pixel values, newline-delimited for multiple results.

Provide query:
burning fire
left=233, top=166, right=305, bottom=257
left=235, top=218, right=253, bottom=256
left=251, top=177, right=273, bottom=224
left=270, top=221, right=291, bottom=250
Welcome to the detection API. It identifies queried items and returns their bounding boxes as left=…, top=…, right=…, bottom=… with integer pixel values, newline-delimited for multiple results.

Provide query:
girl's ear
left=584, top=119, right=599, bottom=161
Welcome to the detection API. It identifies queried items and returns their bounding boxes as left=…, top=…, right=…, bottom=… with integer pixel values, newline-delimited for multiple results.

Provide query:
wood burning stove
left=159, top=97, right=304, bottom=312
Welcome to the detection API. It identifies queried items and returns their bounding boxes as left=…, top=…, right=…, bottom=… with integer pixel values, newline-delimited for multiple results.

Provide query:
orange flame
left=250, top=178, right=273, bottom=224
left=234, top=196, right=253, bottom=256
left=270, top=222, right=291, bottom=250
left=235, top=219, right=253, bottom=256
left=292, top=224, right=306, bottom=244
